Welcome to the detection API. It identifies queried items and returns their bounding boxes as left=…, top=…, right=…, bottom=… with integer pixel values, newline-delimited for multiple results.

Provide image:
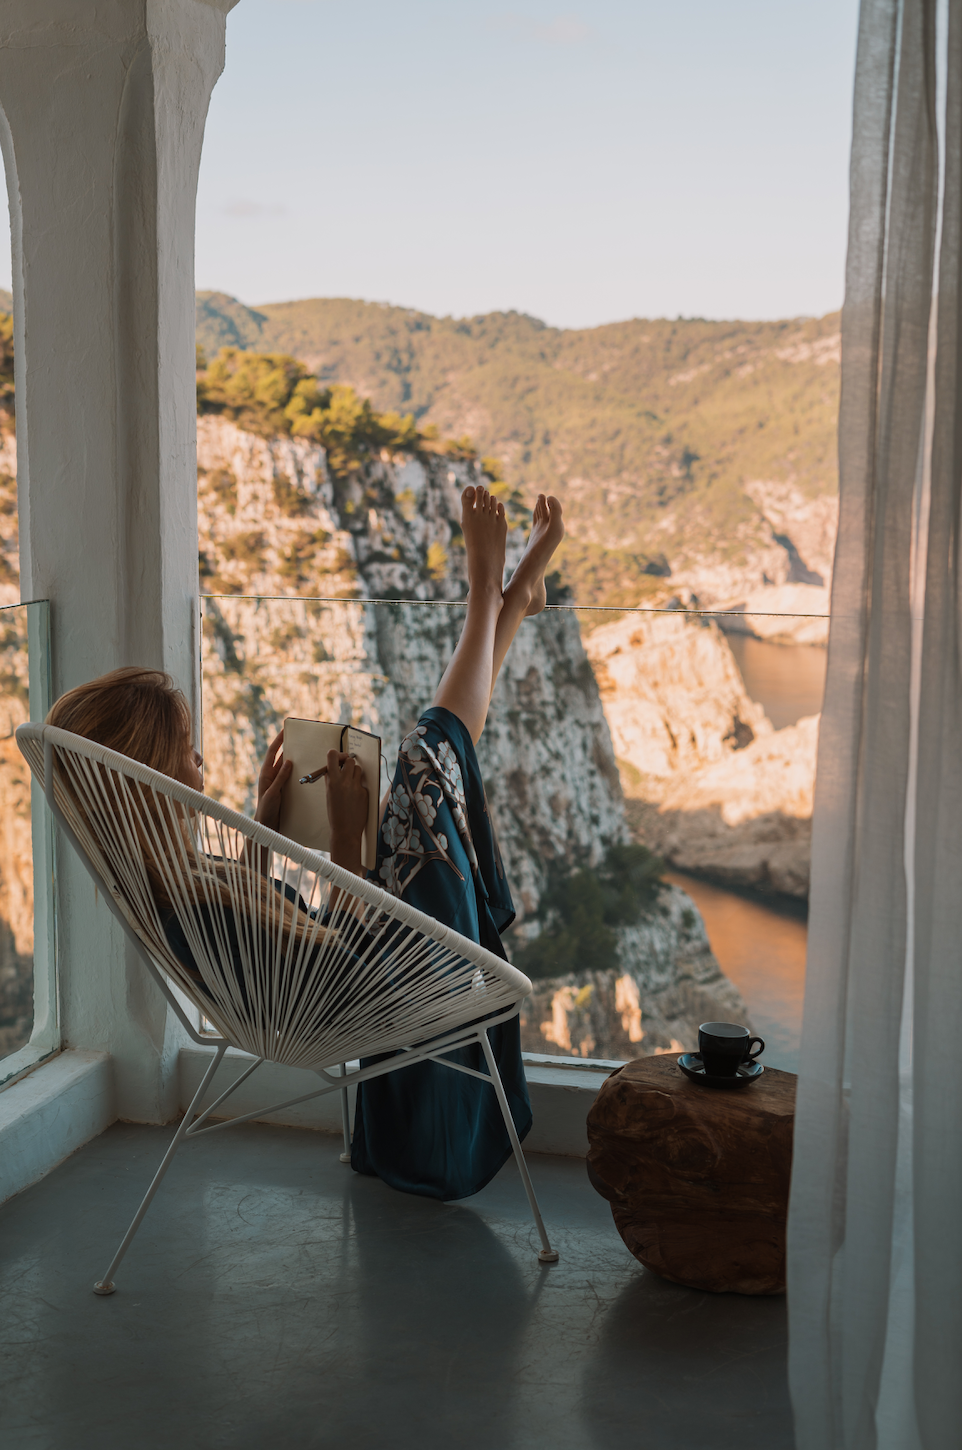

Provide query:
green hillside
left=197, top=293, right=840, bottom=606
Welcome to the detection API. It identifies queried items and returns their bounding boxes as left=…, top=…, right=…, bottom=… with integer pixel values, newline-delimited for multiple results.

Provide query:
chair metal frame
left=17, top=723, right=559, bottom=1294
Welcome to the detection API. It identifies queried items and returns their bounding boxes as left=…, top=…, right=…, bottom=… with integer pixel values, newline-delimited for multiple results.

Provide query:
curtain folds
left=788, top=0, right=962, bottom=1445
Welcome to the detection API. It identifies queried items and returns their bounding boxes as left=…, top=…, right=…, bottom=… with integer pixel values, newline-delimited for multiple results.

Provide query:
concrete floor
left=0, top=1123, right=794, bottom=1450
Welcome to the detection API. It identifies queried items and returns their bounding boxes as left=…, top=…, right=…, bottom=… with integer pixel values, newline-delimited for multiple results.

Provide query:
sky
left=3, top=0, right=861, bottom=330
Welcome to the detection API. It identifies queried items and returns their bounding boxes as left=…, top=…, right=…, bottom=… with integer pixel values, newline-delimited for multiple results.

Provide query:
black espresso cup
left=698, top=1021, right=765, bottom=1078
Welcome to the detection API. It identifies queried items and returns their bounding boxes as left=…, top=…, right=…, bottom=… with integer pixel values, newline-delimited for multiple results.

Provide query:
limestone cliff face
left=585, top=610, right=771, bottom=784
left=743, top=479, right=838, bottom=586
left=196, top=417, right=748, bottom=1052
left=0, top=434, right=19, bottom=612
left=196, top=416, right=626, bottom=922
left=0, top=461, right=34, bottom=1055
left=586, top=611, right=815, bottom=898
left=631, top=718, right=818, bottom=899
left=520, top=883, right=748, bottom=1058
left=670, top=479, right=837, bottom=647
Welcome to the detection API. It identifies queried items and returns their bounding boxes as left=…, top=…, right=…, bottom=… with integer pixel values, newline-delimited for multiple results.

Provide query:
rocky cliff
left=586, top=611, right=816, bottom=898
left=519, top=883, right=747, bottom=1058
left=196, top=415, right=627, bottom=922
left=0, top=452, right=35, bottom=1057
left=196, top=416, right=750, bottom=1053
left=635, top=444, right=837, bottom=649
left=671, top=480, right=836, bottom=646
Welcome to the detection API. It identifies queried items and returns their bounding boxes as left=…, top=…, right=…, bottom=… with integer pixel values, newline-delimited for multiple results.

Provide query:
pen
left=299, top=752, right=356, bottom=784
left=299, top=766, right=329, bottom=784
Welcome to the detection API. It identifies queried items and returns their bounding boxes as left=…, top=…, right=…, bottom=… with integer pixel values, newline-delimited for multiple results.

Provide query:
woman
left=353, top=485, right=564, bottom=1201
left=46, top=483, right=564, bottom=1202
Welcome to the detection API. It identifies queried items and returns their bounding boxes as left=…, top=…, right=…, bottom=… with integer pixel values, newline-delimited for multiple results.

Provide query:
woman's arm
left=253, top=730, right=292, bottom=832
left=242, top=730, right=293, bottom=876
left=250, top=734, right=369, bottom=890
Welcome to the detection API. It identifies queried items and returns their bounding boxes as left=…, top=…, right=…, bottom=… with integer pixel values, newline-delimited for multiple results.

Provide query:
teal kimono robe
left=350, top=706, right=532, bottom=1200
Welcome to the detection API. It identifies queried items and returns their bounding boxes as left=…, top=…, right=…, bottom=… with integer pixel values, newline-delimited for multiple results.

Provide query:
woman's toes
left=545, top=496, right=565, bottom=541
left=462, top=485, right=476, bottom=508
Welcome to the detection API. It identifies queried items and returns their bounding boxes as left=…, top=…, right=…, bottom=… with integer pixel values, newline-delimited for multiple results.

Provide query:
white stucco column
left=0, top=0, right=237, bottom=1120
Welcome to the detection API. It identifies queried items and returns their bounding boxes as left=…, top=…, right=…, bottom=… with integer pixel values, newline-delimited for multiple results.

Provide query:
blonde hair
left=46, top=667, right=320, bottom=958
left=46, top=666, right=195, bottom=782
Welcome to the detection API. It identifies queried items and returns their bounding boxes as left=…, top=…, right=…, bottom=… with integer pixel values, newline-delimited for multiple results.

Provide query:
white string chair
left=16, top=723, right=558, bottom=1293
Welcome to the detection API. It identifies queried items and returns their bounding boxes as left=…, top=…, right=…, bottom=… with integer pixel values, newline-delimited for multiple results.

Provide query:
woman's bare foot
left=503, top=494, right=565, bottom=617
left=432, top=487, right=508, bottom=742
left=461, top=485, right=507, bottom=599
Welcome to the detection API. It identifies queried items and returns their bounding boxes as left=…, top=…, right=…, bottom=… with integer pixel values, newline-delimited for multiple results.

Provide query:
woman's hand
left=254, top=730, right=293, bottom=832
left=326, top=749, right=369, bottom=876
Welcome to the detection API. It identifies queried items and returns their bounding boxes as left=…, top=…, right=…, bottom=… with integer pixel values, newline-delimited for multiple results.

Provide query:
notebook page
left=279, top=718, right=381, bottom=869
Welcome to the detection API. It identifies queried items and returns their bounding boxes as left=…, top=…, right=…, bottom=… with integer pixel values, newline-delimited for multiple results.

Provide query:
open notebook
left=278, top=718, right=381, bottom=871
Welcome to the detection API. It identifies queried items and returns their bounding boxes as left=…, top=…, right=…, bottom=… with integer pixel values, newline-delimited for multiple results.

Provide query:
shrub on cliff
left=195, top=346, right=475, bottom=477
left=196, top=345, right=526, bottom=503
left=197, top=348, right=306, bottom=437
left=513, top=843, right=665, bottom=980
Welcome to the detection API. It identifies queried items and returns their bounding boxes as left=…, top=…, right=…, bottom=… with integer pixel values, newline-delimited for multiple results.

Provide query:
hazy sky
left=4, top=0, right=861, bottom=329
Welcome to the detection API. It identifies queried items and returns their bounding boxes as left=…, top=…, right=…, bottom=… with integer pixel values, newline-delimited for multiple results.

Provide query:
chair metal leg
left=479, top=1032, right=559, bottom=1263
left=338, top=1062, right=352, bottom=1163
left=93, top=1042, right=228, bottom=1296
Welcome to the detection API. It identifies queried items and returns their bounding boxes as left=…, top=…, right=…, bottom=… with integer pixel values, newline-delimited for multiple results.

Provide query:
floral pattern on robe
left=377, top=722, right=479, bottom=899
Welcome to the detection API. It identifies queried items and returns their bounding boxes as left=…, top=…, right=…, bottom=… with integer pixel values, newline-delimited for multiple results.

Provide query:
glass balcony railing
left=0, top=600, right=56, bottom=1085
left=200, top=593, right=824, bottom=1073
left=0, top=584, right=824, bottom=1082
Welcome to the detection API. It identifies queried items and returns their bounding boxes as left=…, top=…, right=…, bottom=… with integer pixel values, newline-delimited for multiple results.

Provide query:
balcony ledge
left=177, top=1043, right=614, bottom=1157
left=0, top=1049, right=113, bottom=1206
left=0, top=1043, right=621, bottom=1206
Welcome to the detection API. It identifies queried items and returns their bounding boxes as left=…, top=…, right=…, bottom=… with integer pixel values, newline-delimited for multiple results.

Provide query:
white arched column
left=0, top=0, right=236, bottom=1121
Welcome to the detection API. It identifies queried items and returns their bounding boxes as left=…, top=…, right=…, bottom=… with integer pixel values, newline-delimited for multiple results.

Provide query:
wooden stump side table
left=586, top=1054, right=796, bottom=1295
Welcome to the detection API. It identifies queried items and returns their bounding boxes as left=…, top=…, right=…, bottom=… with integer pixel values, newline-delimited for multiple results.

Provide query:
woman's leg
left=432, top=488, right=565, bottom=744
left=489, top=493, right=565, bottom=698
left=431, top=486, right=507, bottom=743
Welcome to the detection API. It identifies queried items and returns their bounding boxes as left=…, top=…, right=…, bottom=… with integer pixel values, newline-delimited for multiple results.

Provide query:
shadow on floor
left=0, top=1121, right=794, bottom=1450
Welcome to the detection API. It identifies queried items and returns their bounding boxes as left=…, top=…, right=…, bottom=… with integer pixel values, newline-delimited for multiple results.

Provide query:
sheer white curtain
left=787, top=1, right=962, bottom=1445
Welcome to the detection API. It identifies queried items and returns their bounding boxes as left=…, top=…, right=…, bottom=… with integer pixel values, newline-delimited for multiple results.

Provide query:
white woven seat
left=17, top=723, right=558, bottom=1292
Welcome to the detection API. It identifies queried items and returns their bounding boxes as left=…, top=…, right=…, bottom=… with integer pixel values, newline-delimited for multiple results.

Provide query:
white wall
left=0, top=0, right=236, bottom=1122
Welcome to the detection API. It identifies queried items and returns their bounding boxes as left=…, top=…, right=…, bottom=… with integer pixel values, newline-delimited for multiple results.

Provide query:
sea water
left=673, top=637, right=825, bottom=1074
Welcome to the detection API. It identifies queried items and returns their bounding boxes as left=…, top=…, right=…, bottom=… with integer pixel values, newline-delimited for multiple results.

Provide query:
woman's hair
left=46, top=666, right=194, bottom=781
left=45, top=666, right=323, bottom=981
